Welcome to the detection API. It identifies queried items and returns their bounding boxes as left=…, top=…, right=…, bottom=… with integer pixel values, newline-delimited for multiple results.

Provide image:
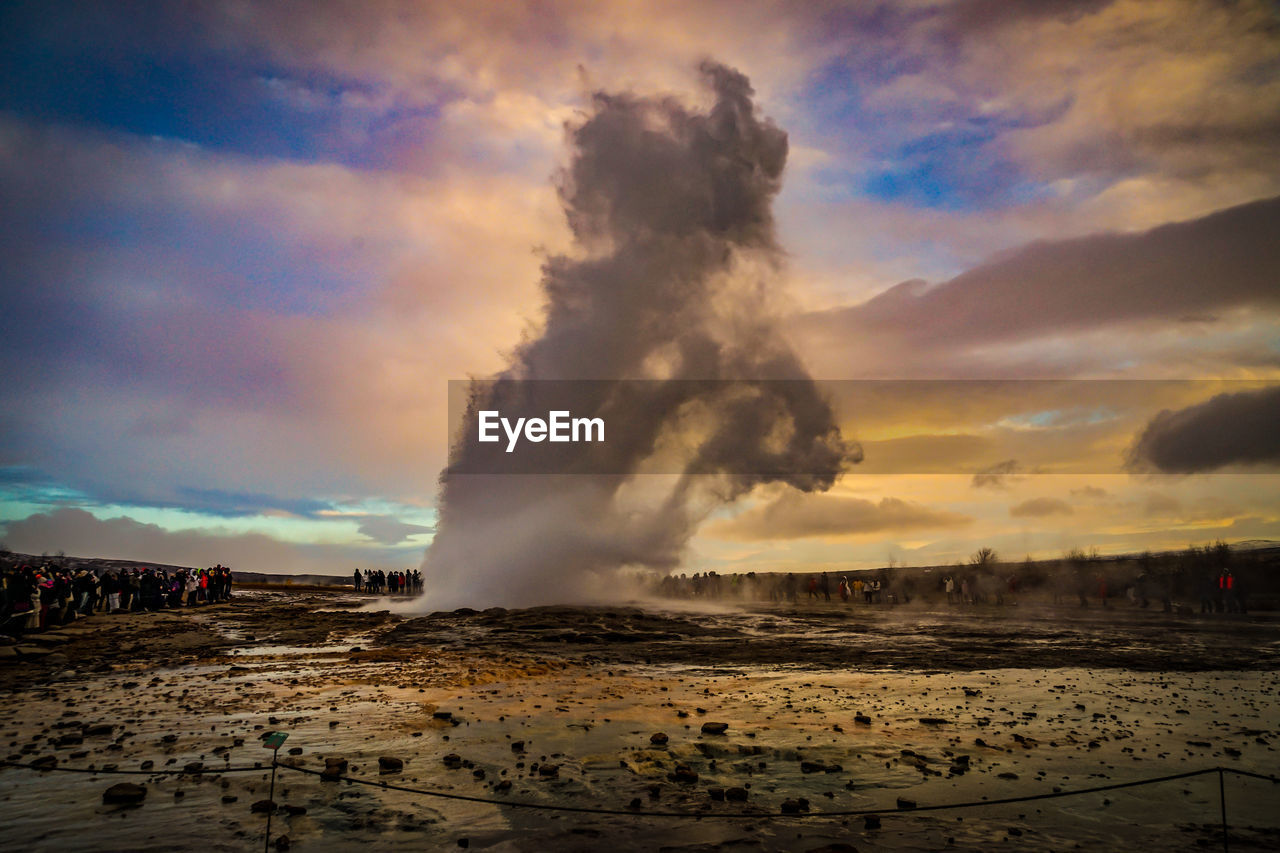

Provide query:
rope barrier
left=4, top=755, right=1276, bottom=820
left=273, top=763, right=1277, bottom=819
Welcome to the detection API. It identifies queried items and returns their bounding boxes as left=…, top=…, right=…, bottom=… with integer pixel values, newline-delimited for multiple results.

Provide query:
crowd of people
left=1, top=558, right=234, bottom=634
left=353, top=568, right=422, bottom=595
left=654, top=570, right=917, bottom=604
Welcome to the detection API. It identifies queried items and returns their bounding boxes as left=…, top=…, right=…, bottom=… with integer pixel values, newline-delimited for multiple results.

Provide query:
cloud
left=1144, top=493, right=1183, bottom=516
left=1010, top=497, right=1073, bottom=518
left=1070, top=485, right=1109, bottom=498
left=357, top=515, right=435, bottom=546
left=971, top=459, right=1022, bottom=489
left=706, top=491, right=971, bottom=541
left=1126, top=385, right=1280, bottom=473
left=0, top=508, right=411, bottom=574
left=796, top=196, right=1280, bottom=371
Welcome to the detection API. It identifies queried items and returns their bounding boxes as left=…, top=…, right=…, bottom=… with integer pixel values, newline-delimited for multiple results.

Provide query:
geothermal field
left=2, top=586, right=1278, bottom=852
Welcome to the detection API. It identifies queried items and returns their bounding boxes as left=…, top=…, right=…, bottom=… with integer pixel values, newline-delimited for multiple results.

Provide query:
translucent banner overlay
left=445, top=379, right=1279, bottom=476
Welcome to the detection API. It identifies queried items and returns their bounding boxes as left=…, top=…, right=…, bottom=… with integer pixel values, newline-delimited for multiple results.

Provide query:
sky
left=1, top=0, right=1278, bottom=578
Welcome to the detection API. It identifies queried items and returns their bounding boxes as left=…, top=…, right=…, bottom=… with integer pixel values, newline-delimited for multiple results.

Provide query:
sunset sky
left=2, top=0, right=1278, bottom=577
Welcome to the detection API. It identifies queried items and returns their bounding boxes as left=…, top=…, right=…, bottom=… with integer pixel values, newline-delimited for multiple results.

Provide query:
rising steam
left=418, top=62, right=857, bottom=609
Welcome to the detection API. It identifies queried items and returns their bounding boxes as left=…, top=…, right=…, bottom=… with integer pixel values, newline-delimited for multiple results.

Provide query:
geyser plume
left=420, top=63, right=856, bottom=609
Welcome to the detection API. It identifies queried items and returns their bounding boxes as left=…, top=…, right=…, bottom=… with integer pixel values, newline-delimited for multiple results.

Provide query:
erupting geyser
left=418, top=62, right=858, bottom=609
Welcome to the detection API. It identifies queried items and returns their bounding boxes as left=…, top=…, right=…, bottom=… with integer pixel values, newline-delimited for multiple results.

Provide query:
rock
left=700, top=722, right=729, bottom=735
left=287, top=747, right=303, bottom=756
left=780, top=797, right=810, bottom=814
left=672, top=764, right=698, bottom=783
left=284, top=805, right=307, bottom=816
left=221, top=795, right=238, bottom=804
left=83, top=724, right=113, bottom=737
left=139, top=760, right=154, bottom=770
left=805, top=845, right=858, bottom=853
left=102, top=782, right=146, bottom=805
left=494, top=780, right=512, bottom=794
left=321, top=757, right=348, bottom=780
left=161, top=734, right=178, bottom=744
left=183, top=762, right=204, bottom=773
left=46, top=653, right=70, bottom=666
left=725, top=787, right=748, bottom=802
left=442, top=754, right=463, bottom=768
left=274, top=835, right=291, bottom=851
left=800, top=760, right=842, bottom=774
left=919, top=717, right=948, bottom=725
left=650, top=732, right=669, bottom=746
left=30, top=756, right=57, bottom=770
left=538, top=764, right=559, bottom=777
left=251, top=799, right=277, bottom=814
left=510, top=741, right=525, bottom=753
left=707, top=787, right=725, bottom=801
left=864, top=815, right=881, bottom=830
left=378, top=756, right=404, bottom=773
left=853, top=714, right=872, bottom=725
left=433, top=711, right=453, bottom=720
left=896, top=797, right=916, bottom=810
left=998, top=772, right=1019, bottom=780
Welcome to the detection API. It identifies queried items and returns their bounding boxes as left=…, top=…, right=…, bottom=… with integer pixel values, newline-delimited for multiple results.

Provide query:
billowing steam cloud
left=418, top=62, right=856, bottom=609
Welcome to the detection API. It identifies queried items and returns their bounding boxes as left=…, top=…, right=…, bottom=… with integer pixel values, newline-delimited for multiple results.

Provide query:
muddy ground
left=1, top=590, right=1277, bottom=851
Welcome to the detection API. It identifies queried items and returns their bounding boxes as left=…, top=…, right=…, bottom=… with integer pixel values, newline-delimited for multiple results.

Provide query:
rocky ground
left=1, top=590, right=1278, bottom=851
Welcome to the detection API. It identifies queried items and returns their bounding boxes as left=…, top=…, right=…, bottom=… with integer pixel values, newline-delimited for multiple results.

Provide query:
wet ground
left=1, top=591, right=1278, bottom=851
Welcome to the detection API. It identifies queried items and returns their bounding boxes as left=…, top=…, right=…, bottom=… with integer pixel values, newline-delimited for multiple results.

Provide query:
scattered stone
left=864, top=815, right=881, bottom=830
left=251, top=799, right=277, bottom=814
left=896, top=797, right=917, bottom=810
left=221, top=795, right=238, bottom=804
left=102, top=782, right=146, bottom=805
left=707, top=787, right=725, bottom=801
left=780, top=797, right=810, bottom=814
left=378, top=756, right=404, bottom=773
left=700, top=722, right=729, bottom=735
left=853, top=714, right=872, bottom=725
left=30, top=756, right=57, bottom=770
left=919, top=717, right=948, bottom=725
left=538, top=764, right=559, bottom=777
left=274, top=835, right=291, bottom=851
left=442, top=754, right=463, bottom=769
left=725, top=787, right=748, bottom=802
left=672, top=764, right=698, bottom=784
left=284, top=805, right=307, bottom=816
left=650, top=732, right=669, bottom=746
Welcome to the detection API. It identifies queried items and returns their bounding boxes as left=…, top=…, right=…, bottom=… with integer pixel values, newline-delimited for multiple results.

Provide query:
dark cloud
left=707, top=492, right=972, bottom=541
left=1126, top=385, right=1280, bottom=473
left=1009, top=497, right=1073, bottom=518
left=796, top=196, right=1280, bottom=359
left=971, top=459, right=1021, bottom=489
left=357, top=515, right=434, bottom=546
